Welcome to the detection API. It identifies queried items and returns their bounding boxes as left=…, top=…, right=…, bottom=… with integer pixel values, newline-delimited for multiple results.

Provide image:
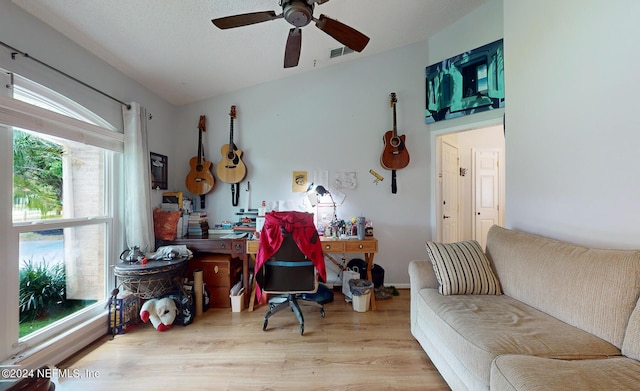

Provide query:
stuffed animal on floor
left=140, top=297, right=177, bottom=332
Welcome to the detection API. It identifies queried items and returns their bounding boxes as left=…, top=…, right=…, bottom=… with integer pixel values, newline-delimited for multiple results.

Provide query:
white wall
left=504, top=0, right=640, bottom=248
left=172, top=1, right=504, bottom=285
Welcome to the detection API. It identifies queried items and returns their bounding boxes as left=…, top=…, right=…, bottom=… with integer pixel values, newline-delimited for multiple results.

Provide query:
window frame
left=0, top=71, right=124, bottom=362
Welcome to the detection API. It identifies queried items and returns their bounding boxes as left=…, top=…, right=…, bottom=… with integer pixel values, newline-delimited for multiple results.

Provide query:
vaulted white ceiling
left=12, top=0, right=487, bottom=106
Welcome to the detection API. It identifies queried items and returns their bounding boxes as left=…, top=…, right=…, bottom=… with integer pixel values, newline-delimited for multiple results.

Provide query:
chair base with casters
left=263, top=287, right=325, bottom=335
left=258, top=255, right=325, bottom=335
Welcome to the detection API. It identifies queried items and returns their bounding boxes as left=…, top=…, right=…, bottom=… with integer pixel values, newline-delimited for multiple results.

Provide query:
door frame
left=430, top=115, right=504, bottom=242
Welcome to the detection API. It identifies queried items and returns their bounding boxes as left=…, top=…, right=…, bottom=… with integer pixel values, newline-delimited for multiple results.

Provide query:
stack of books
left=187, top=212, right=209, bottom=238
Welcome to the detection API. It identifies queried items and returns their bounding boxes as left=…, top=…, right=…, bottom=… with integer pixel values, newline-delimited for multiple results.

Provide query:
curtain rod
left=0, top=41, right=131, bottom=110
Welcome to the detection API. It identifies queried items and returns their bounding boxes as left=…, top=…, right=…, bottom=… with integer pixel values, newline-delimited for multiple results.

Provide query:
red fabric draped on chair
left=255, top=211, right=326, bottom=301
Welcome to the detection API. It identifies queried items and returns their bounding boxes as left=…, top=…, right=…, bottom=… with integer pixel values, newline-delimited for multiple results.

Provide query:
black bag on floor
left=346, top=258, right=367, bottom=279
left=372, top=264, right=385, bottom=288
left=164, top=287, right=194, bottom=326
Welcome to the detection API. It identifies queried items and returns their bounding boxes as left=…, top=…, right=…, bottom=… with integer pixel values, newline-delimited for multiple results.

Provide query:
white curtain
left=122, top=102, right=154, bottom=253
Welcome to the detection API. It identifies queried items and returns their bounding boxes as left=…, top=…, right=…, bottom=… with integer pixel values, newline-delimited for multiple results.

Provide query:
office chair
left=255, top=211, right=326, bottom=335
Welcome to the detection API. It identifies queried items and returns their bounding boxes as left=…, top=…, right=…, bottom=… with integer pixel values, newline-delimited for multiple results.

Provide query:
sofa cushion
left=485, top=225, right=640, bottom=349
left=425, top=240, right=501, bottom=295
left=491, top=355, right=640, bottom=391
left=622, top=297, right=640, bottom=361
left=417, top=288, right=622, bottom=388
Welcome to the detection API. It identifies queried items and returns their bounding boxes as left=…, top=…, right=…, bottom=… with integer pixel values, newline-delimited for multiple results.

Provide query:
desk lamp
left=307, top=183, right=338, bottom=224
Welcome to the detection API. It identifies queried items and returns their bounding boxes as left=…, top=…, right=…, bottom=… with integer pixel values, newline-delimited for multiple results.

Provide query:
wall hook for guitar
left=185, top=115, right=215, bottom=208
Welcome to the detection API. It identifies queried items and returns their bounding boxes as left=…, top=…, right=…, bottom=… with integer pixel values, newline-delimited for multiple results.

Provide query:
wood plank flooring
left=55, top=289, right=450, bottom=390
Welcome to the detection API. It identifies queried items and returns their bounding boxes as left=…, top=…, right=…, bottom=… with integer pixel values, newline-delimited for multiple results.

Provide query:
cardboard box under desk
left=186, top=253, right=242, bottom=308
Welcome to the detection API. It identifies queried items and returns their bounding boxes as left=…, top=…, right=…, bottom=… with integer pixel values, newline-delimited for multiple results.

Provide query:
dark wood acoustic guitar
left=216, top=105, right=247, bottom=184
left=380, top=92, right=410, bottom=170
left=185, top=115, right=215, bottom=207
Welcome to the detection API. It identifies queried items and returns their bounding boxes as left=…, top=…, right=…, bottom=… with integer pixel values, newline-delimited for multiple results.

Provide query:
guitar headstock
left=230, top=105, right=237, bottom=119
left=389, top=92, right=397, bottom=107
left=198, top=115, right=206, bottom=132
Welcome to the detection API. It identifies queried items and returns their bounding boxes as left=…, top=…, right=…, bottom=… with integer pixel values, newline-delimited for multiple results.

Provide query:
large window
left=15, top=130, right=107, bottom=338
left=0, top=71, right=123, bottom=358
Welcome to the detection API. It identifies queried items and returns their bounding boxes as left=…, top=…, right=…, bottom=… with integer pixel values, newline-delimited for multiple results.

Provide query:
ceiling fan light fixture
left=283, top=0, right=314, bottom=27
left=212, top=0, right=369, bottom=68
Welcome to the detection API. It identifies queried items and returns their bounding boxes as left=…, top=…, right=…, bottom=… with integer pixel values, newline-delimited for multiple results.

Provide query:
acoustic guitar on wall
left=216, top=105, right=247, bottom=184
left=185, top=115, right=215, bottom=207
left=380, top=92, right=410, bottom=170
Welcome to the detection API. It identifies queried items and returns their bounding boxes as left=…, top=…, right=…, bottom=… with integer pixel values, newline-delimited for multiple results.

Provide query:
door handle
left=443, top=215, right=451, bottom=219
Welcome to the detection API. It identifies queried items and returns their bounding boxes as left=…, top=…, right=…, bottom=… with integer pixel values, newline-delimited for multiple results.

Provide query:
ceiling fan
left=212, top=0, right=370, bottom=68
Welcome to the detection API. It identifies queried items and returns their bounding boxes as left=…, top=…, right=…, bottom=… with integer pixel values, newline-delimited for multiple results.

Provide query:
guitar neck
left=229, top=118, right=234, bottom=149
left=197, top=127, right=204, bottom=163
left=392, top=103, right=398, bottom=137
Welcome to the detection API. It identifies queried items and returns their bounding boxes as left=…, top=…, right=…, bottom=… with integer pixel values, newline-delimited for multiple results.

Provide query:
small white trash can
left=349, top=278, right=373, bottom=312
left=230, top=292, right=245, bottom=312
left=352, top=292, right=370, bottom=312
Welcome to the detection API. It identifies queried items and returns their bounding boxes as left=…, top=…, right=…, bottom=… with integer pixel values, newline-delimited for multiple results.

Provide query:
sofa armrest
left=408, top=260, right=438, bottom=291
left=408, top=260, right=438, bottom=335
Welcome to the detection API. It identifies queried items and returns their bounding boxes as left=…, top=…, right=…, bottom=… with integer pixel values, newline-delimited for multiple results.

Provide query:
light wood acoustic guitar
left=216, top=105, right=247, bottom=184
left=185, top=115, right=215, bottom=206
left=380, top=92, right=410, bottom=170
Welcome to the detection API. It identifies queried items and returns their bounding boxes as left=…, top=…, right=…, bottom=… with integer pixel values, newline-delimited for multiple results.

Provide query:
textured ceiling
left=12, top=0, right=487, bottom=106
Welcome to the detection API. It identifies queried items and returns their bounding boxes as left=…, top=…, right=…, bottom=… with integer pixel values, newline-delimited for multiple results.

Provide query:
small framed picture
left=150, top=152, right=168, bottom=190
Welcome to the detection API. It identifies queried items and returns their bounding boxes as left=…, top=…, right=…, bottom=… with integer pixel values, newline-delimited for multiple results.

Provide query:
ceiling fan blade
left=284, top=28, right=302, bottom=68
left=212, top=11, right=282, bottom=29
left=316, top=14, right=370, bottom=52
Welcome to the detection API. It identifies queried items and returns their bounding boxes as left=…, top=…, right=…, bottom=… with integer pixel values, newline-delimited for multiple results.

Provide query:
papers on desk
left=220, top=232, right=249, bottom=239
left=230, top=280, right=244, bottom=296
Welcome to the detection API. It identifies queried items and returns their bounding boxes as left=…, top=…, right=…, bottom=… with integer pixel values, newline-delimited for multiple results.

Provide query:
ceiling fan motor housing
left=282, top=0, right=314, bottom=27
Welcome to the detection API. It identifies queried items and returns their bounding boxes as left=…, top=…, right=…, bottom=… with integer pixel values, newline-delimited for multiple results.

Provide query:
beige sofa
left=409, top=225, right=640, bottom=391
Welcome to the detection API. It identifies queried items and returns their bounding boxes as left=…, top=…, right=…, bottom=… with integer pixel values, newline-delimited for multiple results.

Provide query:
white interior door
left=441, top=141, right=459, bottom=242
left=473, top=148, right=500, bottom=249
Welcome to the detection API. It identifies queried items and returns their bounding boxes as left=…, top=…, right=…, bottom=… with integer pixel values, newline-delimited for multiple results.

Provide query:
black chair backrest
left=261, top=233, right=315, bottom=292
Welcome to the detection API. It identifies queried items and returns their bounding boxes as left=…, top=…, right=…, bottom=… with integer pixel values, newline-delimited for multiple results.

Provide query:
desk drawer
left=321, top=241, right=345, bottom=253
left=230, top=239, right=245, bottom=256
left=345, top=240, right=378, bottom=253
left=204, top=240, right=234, bottom=253
left=246, top=240, right=259, bottom=254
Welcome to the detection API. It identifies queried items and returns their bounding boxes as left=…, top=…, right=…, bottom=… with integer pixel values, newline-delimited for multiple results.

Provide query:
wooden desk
left=157, top=236, right=248, bottom=307
left=247, top=237, right=378, bottom=311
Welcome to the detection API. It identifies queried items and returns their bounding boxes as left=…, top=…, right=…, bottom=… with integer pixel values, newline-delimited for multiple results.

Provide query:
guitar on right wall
left=380, top=92, right=410, bottom=170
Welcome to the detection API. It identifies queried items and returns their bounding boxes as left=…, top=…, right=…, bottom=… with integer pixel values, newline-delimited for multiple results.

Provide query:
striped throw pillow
left=425, top=240, right=502, bottom=295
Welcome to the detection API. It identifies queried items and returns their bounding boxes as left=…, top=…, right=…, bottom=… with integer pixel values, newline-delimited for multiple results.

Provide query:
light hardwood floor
left=55, top=289, right=449, bottom=390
